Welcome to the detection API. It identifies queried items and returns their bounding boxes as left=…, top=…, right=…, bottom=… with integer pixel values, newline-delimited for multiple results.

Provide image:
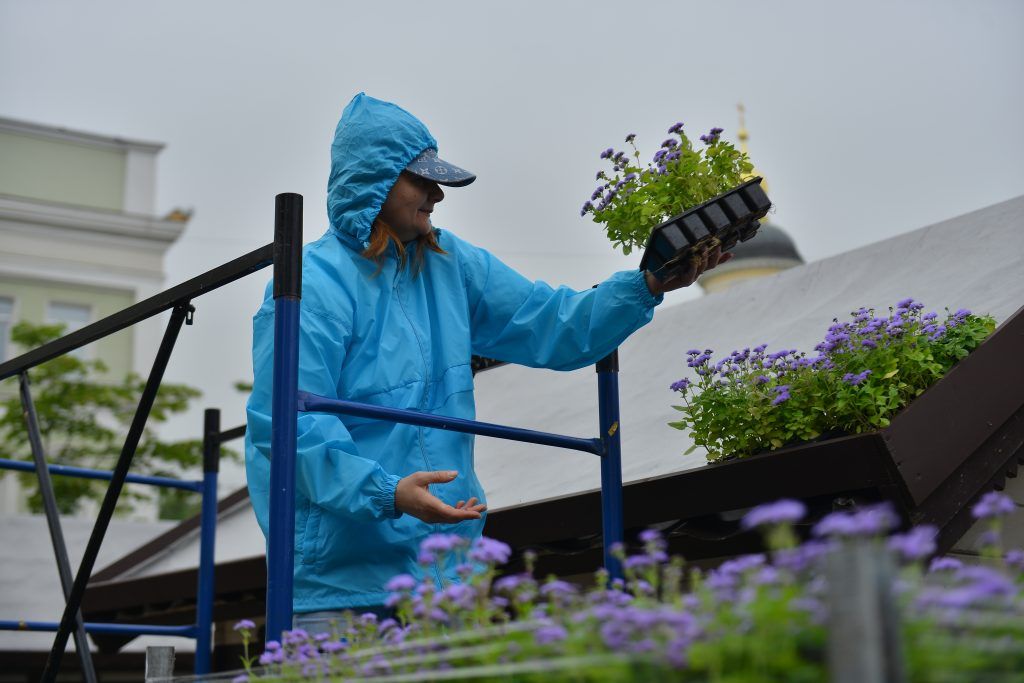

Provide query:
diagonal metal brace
left=19, top=373, right=98, bottom=683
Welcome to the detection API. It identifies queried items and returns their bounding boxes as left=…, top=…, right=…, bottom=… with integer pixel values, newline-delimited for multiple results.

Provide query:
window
left=46, top=301, right=93, bottom=359
left=0, top=297, right=12, bottom=361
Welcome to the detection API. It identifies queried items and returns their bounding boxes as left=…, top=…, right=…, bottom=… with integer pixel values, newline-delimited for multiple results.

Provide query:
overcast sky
left=2, top=0, right=1022, bottom=490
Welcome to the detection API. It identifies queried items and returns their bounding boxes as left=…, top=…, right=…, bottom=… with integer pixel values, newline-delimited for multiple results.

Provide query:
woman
left=245, top=93, right=729, bottom=629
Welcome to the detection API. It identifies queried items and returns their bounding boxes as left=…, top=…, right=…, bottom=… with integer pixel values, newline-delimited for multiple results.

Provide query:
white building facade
left=0, top=116, right=188, bottom=516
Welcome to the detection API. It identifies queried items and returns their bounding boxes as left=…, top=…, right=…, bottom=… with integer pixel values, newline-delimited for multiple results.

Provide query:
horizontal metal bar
left=0, top=243, right=274, bottom=380
left=0, top=458, right=202, bottom=492
left=0, top=620, right=197, bottom=637
left=298, top=391, right=603, bottom=456
left=217, top=424, right=247, bottom=443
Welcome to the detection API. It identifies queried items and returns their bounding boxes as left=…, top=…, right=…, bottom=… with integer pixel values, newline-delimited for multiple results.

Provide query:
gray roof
left=0, top=515, right=177, bottom=652
left=472, top=194, right=1024, bottom=511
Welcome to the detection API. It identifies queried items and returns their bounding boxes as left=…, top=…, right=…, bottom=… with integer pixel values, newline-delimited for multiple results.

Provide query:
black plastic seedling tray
left=639, top=177, right=771, bottom=281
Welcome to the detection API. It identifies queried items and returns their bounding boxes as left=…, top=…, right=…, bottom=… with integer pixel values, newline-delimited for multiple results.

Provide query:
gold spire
left=736, top=102, right=768, bottom=196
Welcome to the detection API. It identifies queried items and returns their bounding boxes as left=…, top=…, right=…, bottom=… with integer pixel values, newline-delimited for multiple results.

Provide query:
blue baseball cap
left=405, top=148, right=476, bottom=187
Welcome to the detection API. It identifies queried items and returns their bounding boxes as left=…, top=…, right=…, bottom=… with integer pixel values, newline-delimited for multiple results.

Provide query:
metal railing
left=0, top=238, right=273, bottom=681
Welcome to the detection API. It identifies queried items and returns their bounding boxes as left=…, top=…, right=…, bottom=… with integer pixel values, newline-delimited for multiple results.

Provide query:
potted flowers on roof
left=581, top=122, right=771, bottom=281
left=667, top=299, right=997, bottom=464
left=665, top=298, right=1024, bottom=518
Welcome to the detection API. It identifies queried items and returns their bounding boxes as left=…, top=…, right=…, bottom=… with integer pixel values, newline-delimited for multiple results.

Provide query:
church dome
left=730, top=222, right=802, bottom=263
left=697, top=222, right=804, bottom=294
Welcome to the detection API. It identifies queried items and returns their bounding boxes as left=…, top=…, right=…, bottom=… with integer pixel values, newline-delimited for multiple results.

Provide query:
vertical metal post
left=19, top=373, right=99, bottom=683
left=42, top=304, right=190, bottom=683
left=145, top=645, right=175, bottom=681
left=266, top=193, right=302, bottom=642
left=825, top=540, right=906, bottom=683
left=596, top=349, right=624, bottom=581
left=194, top=408, right=221, bottom=674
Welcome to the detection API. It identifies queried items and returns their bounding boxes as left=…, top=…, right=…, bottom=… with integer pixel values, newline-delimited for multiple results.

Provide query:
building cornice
left=0, top=116, right=164, bottom=153
left=0, top=194, right=186, bottom=244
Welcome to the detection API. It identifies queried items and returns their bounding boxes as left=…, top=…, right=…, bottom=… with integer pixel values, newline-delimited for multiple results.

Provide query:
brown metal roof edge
left=885, top=302, right=1024, bottom=504
left=90, top=485, right=251, bottom=583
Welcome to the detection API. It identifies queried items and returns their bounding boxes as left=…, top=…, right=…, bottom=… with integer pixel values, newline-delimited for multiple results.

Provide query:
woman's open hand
left=395, top=470, right=487, bottom=524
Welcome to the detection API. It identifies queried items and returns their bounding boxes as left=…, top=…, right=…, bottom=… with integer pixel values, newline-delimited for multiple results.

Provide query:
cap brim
left=406, top=149, right=476, bottom=187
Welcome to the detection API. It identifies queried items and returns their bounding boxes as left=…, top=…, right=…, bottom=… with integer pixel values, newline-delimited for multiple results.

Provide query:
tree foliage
left=0, top=321, right=207, bottom=517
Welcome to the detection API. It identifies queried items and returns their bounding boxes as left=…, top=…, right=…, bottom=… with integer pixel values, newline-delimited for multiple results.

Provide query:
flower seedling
left=582, top=123, right=768, bottom=281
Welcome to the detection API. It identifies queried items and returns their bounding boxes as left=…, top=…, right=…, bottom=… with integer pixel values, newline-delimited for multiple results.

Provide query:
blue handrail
left=297, top=392, right=605, bottom=456
left=0, top=620, right=198, bottom=637
left=0, top=458, right=203, bottom=492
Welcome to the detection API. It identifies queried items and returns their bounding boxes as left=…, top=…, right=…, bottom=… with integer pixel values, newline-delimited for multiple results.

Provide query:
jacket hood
left=327, top=93, right=437, bottom=246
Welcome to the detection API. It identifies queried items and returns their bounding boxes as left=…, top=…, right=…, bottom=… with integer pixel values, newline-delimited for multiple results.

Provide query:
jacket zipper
left=393, top=260, right=448, bottom=592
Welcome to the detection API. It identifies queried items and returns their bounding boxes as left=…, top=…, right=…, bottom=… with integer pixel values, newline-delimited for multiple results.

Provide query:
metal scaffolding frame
left=0, top=192, right=629, bottom=675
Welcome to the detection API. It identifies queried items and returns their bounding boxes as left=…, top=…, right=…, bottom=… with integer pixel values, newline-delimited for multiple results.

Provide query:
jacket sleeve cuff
left=375, top=472, right=403, bottom=519
left=632, top=269, right=664, bottom=309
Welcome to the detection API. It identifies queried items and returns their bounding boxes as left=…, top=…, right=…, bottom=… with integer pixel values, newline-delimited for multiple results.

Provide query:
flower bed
left=226, top=494, right=1024, bottom=682
left=668, top=299, right=996, bottom=463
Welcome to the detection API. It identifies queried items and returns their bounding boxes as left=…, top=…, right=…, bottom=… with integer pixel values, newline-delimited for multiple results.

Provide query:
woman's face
left=378, top=172, right=445, bottom=242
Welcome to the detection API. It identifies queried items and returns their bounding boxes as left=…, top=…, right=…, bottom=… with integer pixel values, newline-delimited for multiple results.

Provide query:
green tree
left=0, top=321, right=207, bottom=518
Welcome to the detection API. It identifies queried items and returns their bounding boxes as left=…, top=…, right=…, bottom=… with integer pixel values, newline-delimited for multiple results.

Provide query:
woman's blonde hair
left=361, top=218, right=446, bottom=275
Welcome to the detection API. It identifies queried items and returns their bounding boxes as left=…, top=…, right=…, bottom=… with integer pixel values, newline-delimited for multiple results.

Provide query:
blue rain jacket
left=245, top=93, right=663, bottom=612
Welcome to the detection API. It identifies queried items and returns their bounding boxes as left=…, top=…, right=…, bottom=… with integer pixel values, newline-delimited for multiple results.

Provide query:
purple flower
left=385, top=573, right=416, bottom=592
left=420, top=533, right=465, bottom=558
left=1005, top=549, right=1024, bottom=570
left=741, top=499, right=807, bottom=529
left=264, top=640, right=281, bottom=651
left=954, top=308, right=971, bottom=318
left=896, top=298, right=916, bottom=310
left=436, top=583, right=475, bottom=609
left=534, top=623, right=568, bottom=645
left=771, top=385, right=791, bottom=406
left=661, top=138, right=678, bottom=149
left=322, top=640, right=346, bottom=653
left=842, top=370, right=872, bottom=386
left=625, top=133, right=636, bottom=143
left=775, top=541, right=830, bottom=573
left=928, top=556, right=963, bottom=573
left=861, top=339, right=878, bottom=349
left=813, top=503, right=899, bottom=538
left=599, top=148, right=614, bottom=159
left=670, top=378, right=690, bottom=392
left=888, top=525, right=937, bottom=561
left=233, top=619, right=256, bottom=631
left=971, top=491, right=1016, bottom=519
left=540, top=580, right=578, bottom=599
left=469, top=536, right=512, bottom=565
left=284, top=628, right=309, bottom=644
left=600, top=619, right=632, bottom=650
left=624, top=554, right=663, bottom=571
left=668, top=122, right=684, bottom=134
